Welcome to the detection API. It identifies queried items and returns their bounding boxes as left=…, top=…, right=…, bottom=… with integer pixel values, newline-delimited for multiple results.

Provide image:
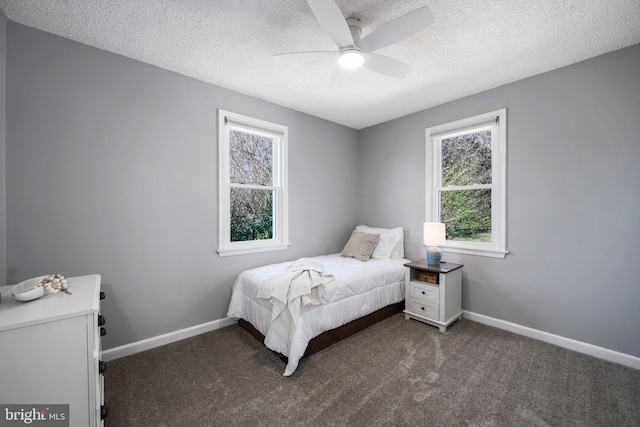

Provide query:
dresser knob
left=100, top=291, right=106, bottom=300
left=421, top=307, right=425, bottom=311
left=100, top=327, right=107, bottom=337
left=98, top=314, right=106, bottom=326
left=101, top=405, right=108, bottom=420
left=421, top=291, right=425, bottom=295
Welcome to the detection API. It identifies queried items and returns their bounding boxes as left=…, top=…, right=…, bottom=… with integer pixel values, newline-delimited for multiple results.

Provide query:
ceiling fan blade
left=363, top=53, right=412, bottom=78
left=273, top=51, right=337, bottom=63
left=306, top=0, right=354, bottom=48
left=359, top=6, right=434, bottom=52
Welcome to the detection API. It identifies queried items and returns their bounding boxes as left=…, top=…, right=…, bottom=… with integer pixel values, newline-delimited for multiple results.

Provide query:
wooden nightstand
left=403, top=259, right=463, bottom=332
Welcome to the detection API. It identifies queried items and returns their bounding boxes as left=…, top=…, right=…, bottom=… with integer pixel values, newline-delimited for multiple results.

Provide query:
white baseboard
left=101, top=317, right=238, bottom=361
left=102, top=312, right=640, bottom=370
left=463, top=311, right=640, bottom=370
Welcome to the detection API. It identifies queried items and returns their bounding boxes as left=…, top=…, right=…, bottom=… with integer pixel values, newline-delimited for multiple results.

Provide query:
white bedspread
left=256, top=258, right=334, bottom=345
left=227, top=253, right=406, bottom=376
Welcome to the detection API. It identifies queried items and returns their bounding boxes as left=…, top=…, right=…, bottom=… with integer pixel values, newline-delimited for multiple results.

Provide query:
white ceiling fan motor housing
left=338, top=17, right=364, bottom=69
left=346, top=17, right=363, bottom=43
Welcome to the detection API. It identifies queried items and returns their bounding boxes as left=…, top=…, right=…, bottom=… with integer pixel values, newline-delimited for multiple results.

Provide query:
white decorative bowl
left=12, top=276, right=47, bottom=302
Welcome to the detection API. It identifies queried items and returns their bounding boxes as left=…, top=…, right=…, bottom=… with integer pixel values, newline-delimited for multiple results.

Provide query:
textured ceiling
left=1, top=0, right=639, bottom=129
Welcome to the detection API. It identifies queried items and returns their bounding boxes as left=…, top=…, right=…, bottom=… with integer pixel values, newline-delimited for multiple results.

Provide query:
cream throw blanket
left=257, top=258, right=334, bottom=344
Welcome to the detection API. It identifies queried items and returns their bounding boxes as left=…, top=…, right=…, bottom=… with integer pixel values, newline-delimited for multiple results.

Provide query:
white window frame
left=218, top=109, right=289, bottom=256
left=426, top=108, right=507, bottom=258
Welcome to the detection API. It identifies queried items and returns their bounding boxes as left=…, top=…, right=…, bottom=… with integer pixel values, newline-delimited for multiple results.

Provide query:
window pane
left=229, top=129, right=273, bottom=186
left=441, top=189, right=491, bottom=242
left=230, top=188, right=273, bottom=242
left=442, top=130, right=492, bottom=186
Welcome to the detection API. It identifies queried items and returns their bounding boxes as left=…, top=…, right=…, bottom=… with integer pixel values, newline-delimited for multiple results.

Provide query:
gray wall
left=5, top=19, right=640, bottom=359
left=0, top=10, right=6, bottom=282
left=359, top=43, right=640, bottom=357
left=5, top=23, right=359, bottom=349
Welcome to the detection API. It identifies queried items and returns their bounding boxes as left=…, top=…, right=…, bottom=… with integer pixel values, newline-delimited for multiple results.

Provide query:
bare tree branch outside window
left=229, top=129, right=274, bottom=241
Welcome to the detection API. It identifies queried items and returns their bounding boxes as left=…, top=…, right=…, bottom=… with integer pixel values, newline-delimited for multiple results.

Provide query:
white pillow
left=356, top=225, right=404, bottom=259
left=366, top=231, right=399, bottom=260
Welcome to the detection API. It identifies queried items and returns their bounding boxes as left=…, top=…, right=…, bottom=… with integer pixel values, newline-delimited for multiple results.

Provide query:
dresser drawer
left=409, top=281, right=439, bottom=304
left=409, top=298, right=439, bottom=320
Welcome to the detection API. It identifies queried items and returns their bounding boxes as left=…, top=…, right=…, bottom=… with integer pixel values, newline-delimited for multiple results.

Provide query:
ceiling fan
left=274, top=0, right=434, bottom=82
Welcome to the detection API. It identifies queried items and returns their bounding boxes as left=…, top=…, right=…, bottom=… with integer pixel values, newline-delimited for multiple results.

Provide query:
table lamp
left=424, top=222, right=446, bottom=265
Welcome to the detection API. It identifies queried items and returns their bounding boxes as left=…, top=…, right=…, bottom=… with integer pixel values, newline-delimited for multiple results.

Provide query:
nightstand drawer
left=409, top=299, right=439, bottom=320
left=409, top=281, right=439, bottom=304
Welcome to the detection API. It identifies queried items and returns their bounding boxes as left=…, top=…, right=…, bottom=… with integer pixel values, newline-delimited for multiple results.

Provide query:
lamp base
left=426, top=246, right=442, bottom=265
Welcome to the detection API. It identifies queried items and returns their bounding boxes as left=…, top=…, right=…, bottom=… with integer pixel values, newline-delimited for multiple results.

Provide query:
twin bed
left=227, top=226, right=407, bottom=376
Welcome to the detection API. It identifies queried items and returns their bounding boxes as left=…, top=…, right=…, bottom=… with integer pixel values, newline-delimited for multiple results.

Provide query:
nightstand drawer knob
left=98, top=314, right=106, bottom=326
left=101, top=405, right=108, bottom=420
left=421, top=307, right=425, bottom=310
left=100, top=327, right=107, bottom=337
left=99, top=360, right=107, bottom=374
left=421, top=291, right=426, bottom=295
left=100, top=291, right=106, bottom=300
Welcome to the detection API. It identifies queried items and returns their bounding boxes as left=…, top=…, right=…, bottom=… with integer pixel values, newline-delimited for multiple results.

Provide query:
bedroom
left=0, top=0, right=639, bottom=426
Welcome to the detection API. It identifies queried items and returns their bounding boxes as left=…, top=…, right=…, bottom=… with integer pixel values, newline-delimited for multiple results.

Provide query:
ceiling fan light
left=338, top=49, right=364, bottom=69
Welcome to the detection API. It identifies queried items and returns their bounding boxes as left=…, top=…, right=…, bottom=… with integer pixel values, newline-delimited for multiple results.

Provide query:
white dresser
left=0, top=274, right=106, bottom=427
left=404, top=260, right=463, bottom=332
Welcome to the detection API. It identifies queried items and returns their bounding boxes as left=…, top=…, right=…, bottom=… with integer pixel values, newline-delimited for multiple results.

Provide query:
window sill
left=217, top=242, right=291, bottom=257
left=441, top=247, right=508, bottom=259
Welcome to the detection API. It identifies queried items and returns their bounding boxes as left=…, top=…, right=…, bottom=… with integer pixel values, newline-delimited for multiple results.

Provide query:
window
left=426, top=109, right=507, bottom=258
left=218, top=110, right=289, bottom=256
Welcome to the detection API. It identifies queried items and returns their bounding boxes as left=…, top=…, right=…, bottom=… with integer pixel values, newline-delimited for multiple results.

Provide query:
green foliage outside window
left=441, top=130, right=492, bottom=242
left=230, top=189, right=273, bottom=242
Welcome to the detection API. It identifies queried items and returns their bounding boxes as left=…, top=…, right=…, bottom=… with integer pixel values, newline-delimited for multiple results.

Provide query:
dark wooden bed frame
left=238, top=300, right=404, bottom=362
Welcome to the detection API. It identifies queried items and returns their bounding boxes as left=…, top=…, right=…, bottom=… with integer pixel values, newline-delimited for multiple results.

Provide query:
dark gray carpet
left=105, top=314, right=640, bottom=426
